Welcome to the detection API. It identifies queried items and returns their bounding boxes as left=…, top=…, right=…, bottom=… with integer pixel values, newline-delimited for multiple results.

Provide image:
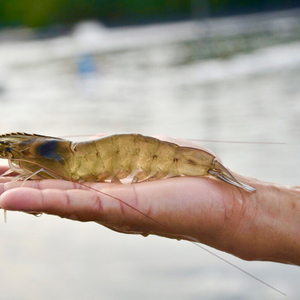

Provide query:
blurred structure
left=0, top=0, right=300, bottom=29
left=73, top=22, right=105, bottom=99
left=76, top=54, right=97, bottom=77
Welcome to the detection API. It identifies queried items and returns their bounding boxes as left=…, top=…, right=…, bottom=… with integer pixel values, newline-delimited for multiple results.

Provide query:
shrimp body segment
left=0, top=133, right=255, bottom=192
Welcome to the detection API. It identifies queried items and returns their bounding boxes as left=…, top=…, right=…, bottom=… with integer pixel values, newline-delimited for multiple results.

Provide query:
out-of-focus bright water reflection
left=0, top=9, right=300, bottom=300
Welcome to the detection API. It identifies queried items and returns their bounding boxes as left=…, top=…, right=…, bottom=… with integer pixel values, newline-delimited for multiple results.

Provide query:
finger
left=0, top=181, right=151, bottom=226
left=0, top=165, right=9, bottom=174
left=0, top=183, right=161, bottom=232
left=2, top=179, right=110, bottom=191
left=0, top=165, right=24, bottom=177
left=0, top=187, right=105, bottom=222
left=0, top=177, right=14, bottom=183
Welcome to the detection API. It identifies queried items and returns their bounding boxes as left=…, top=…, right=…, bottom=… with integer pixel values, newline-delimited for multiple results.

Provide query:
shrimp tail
left=209, top=159, right=256, bottom=193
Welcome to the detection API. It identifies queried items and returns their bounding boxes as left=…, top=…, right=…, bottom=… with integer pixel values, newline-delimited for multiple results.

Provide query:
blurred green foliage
left=0, top=0, right=190, bottom=27
left=0, top=0, right=299, bottom=28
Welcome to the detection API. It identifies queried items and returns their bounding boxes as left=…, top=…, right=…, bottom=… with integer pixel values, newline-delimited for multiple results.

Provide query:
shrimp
left=0, top=132, right=255, bottom=192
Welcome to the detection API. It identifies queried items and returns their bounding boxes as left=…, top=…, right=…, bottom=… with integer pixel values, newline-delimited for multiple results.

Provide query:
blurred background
left=0, top=1, right=300, bottom=299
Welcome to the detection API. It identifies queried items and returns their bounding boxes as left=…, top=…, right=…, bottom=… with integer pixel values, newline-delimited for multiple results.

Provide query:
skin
left=0, top=138, right=299, bottom=266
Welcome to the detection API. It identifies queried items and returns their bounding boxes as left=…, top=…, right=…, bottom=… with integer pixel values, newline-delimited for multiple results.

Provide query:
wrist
left=238, top=179, right=300, bottom=265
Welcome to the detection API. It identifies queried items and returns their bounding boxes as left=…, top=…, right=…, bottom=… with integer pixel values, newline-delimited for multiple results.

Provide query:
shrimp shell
left=0, top=133, right=255, bottom=192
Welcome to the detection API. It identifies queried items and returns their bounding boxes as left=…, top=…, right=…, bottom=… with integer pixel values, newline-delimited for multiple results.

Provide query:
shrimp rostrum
left=0, top=133, right=255, bottom=192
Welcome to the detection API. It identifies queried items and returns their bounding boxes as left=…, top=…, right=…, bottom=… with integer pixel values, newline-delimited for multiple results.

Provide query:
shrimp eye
left=36, top=140, right=62, bottom=161
left=5, top=147, right=11, bottom=154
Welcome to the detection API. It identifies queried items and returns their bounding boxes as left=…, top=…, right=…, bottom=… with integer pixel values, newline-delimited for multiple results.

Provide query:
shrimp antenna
left=59, top=134, right=286, bottom=145
left=188, top=240, right=286, bottom=296
left=188, top=139, right=286, bottom=145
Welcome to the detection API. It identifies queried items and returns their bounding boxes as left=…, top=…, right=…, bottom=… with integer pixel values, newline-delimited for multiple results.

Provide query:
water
left=0, top=9, right=300, bottom=299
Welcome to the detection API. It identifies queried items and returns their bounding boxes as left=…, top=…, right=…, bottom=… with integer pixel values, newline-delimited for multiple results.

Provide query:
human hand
left=0, top=136, right=299, bottom=266
left=0, top=164, right=299, bottom=266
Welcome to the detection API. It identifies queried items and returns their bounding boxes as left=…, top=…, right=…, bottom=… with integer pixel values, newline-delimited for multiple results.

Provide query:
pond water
left=0, top=9, right=300, bottom=300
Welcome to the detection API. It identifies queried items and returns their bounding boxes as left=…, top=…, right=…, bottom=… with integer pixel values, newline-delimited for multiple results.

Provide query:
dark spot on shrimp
left=173, top=158, right=179, bottom=162
left=187, top=159, right=197, bottom=166
left=153, top=155, right=158, bottom=159
left=36, top=140, right=62, bottom=161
